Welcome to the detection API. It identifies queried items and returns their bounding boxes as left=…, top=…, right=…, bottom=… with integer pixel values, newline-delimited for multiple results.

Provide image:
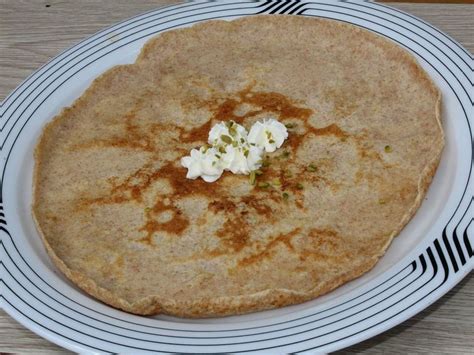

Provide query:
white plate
left=1, top=1, right=472, bottom=353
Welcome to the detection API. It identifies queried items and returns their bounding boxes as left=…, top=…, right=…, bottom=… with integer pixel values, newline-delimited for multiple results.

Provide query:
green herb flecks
left=229, top=126, right=237, bottom=137
left=384, top=145, right=393, bottom=153
left=282, top=192, right=290, bottom=200
left=258, top=182, right=270, bottom=189
left=307, top=164, right=317, bottom=172
left=296, top=183, right=304, bottom=190
left=221, top=135, right=233, bottom=144
left=249, top=171, right=256, bottom=185
left=272, top=178, right=281, bottom=186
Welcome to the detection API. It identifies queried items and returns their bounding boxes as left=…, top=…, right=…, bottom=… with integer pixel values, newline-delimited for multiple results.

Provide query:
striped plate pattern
left=0, top=1, right=472, bottom=353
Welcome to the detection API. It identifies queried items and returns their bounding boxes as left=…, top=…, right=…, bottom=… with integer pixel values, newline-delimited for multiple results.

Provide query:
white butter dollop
left=248, top=118, right=288, bottom=153
left=181, top=118, right=288, bottom=182
left=180, top=146, right=223, bottom=182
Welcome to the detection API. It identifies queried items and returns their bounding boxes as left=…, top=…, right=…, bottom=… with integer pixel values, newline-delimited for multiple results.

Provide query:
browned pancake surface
left=33, top=15, right=443, bottom=317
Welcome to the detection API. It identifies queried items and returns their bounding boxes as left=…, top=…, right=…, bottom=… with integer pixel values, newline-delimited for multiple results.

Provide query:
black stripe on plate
left=455, top=198, right=473, bottom=265
left=257, top=0, right=282, bottom=14
left=278, top=0, right=302, bottom=15
left=269, top=0, right=292, bottom=14
left=464, top=219, right=473, bottom=258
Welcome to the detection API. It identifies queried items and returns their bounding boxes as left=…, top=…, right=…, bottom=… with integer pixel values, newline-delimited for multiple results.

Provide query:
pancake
left=32, top=15, right=443, bottom=317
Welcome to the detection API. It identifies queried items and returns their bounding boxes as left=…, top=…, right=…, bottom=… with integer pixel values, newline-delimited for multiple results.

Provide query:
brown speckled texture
left=32, top=15, right=443, bottom=317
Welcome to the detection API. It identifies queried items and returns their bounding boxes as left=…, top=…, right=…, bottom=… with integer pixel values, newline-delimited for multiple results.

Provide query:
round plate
left=1, top=1, right=472, bottom=353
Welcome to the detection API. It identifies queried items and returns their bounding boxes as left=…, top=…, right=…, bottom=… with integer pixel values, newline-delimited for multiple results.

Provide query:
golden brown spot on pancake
left=213, top=98, right=245, bottom=124
left=209, top=199, right=237, bottom=214
left=287, top=123, right=350, bottom=153
left=299, top=228, right=342, bottom=261
left=139, top=199, right=189, bottom=244
left=76, top=87, right=358, bottom=251
left=176, top=86, right=314, bottom=144
left=216, top=218, right=250, bottom=252
left=240, top=196, right=273, bottom=218
left=238, top=89, right=313, bottom=121
left=238, top=228, right=300, bottom=267
left=179, top=119, right=213, bottom=143
left=307, top=123, right=348, bottom=139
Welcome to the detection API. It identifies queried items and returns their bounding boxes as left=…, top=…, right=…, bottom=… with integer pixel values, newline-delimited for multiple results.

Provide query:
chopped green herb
left=296, top=183, right=304, bottom=190
left=250, top=143, right=256, bottom=146
left=240, top=138, right=245, bottom=144
left=249, top=171, right=256, bottom=185
left=255, top=169, right=263, bottom=176
left=221, top=135, right=233, bottom=144
left=262, top=160, right=271, bottom=167
left=269, top=139, right=275, bottom=144
left=285, top=123, right=296, bottom=129
left=212, top=161, right=216, bottom=166
left=232, top=140, right=238, bottom=147
left=379, top=199, right=386, bottom=205
left=281, top=151, right=290, bottom=158
left=307, top=164, right=317, bottom=172
left=265, top=131, right=272, bottom=139
left=258, top=182, right=270, bottom=188
left=144, top=207, right=151, bottom=212
left=215, top=154, right=221, bottom=159
left=284, top=170, right=293, bottom=178
left=229, top=126, right=237, bottom=137
left=218, top=146, right=226, bottom=154
left=282, top=192, right=290, bottom=200
left=272, top=178, right=281, bottom=186
left=384, top=145, right=393, bottom=153
left=244, top=149, right=249, bottom=158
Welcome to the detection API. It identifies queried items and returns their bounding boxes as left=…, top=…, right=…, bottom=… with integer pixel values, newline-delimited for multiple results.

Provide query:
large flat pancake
left=32, top=15, right=443, bottom=317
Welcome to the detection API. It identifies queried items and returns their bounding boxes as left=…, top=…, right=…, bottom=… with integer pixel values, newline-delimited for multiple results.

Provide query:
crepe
left=32, top=15, right=443, bottom=317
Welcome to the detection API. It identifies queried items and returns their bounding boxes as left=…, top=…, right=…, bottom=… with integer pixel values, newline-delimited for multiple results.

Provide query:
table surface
left=1, top=1, right=473, bottom=353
